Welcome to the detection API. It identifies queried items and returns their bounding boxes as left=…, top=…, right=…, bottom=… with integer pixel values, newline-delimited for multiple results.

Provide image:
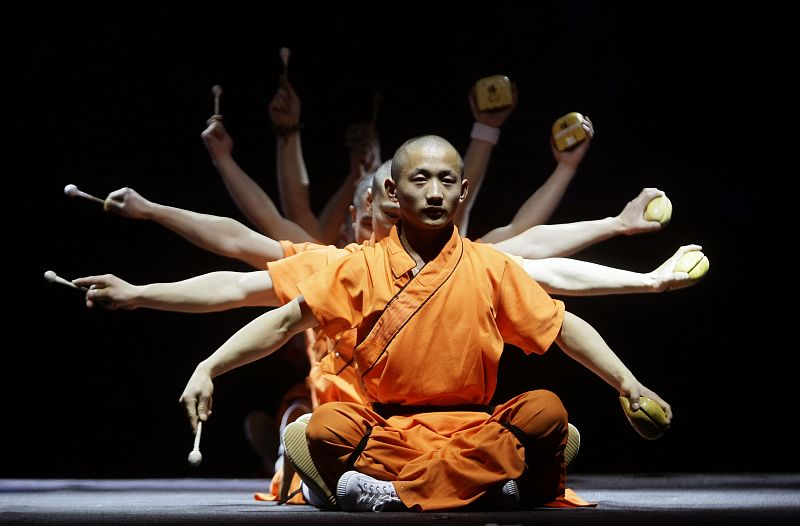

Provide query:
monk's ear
left=349, top=204, right=356, bottom=223
left=366, top=188, right=374, bottom=207
left=459, top=178, right=469, bottom=203
left=385, top=178, right=398, bottom=202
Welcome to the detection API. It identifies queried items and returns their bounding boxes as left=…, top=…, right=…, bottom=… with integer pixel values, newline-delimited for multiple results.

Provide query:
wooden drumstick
left=64, top=184, right=106, bottom=206
left=44, top=270, right=87, bottom=291
left=212, top=85, right=223, bottom=116
left=188, top=421, right=203, bottom=467
left=371, top=92, right=382, bottom=129
left=279, top=47, right=290, bottom=79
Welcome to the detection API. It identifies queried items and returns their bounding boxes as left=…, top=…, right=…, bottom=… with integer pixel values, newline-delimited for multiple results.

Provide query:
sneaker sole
left=278, top=455, right=295, bottom=502
left=501, top=479, right=520, bottom=510
left=282, top=421, right=337, bottom=508
left=566, top=423, right=580, bottom=467
left=335, top=470, right=358, bottom=503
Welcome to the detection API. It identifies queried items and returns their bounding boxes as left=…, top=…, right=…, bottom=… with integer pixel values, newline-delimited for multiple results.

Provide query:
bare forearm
left=514, top=163, right=576, bottom=227
left=456, top=138, right=495, bottom=235
left=146, top=203, right=284, bottom=268
left=555, top=311, right=636, bottom=393
left=213, top=153, right=314, bottom=243
left=276, top=134, right=321, bottom=239
left=135, top=271, right=278, bottom=312
left=491, top=216, right=625, bottom=259
left=523, top=258, right=658, bottom=296
left=201, top=299, right=315, bottom=378
left=318, top=171, right=360, bottom=245
left=146, top=202, right=251, bottom=255
left=480, top=164, right=577, bottom=244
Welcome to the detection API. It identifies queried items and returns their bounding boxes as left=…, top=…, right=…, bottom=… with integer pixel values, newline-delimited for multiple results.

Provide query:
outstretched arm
left=270, top=77, right=324, bottom=240
left=272, top=77, right=379, bottom=245
left=479, top=117, right=594, bottom=244
left=103, top=187, right=284, bottom=268
left=520, top=244, right=701, bottom=296
left=201, top=116, right=317, bottom=243
left=316, top=123, right=380, bottom=245
left=456, top=85, right=518, bottom=236
left=556, top=310, right=672, bottom=418
left=491, top=187, right=666, bottom=259
left=72, top=271, right=279, bottom=312
left=179, top=297, right=318, bottom=431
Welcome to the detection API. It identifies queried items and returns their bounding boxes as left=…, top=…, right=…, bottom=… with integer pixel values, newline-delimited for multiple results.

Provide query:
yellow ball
left=644, top=195, right=673, bottom=224
left=619, top=396, right=670, bottom=440
left=674, top=251, right=710, bottom=280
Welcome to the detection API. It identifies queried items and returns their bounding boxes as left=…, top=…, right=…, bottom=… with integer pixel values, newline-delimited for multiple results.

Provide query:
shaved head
left=353, top=174, right=373, bottom=214
left=372, top=160, right=392, bottom=198
left=391, top=135, right=463, bottom=180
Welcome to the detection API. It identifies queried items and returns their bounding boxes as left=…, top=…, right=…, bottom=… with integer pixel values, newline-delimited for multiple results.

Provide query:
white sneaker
left=282, top=421, right=336, bottom=508
left=301, top=481, right=330, bottom=508
left=499, top=479, right=519, bottom=509
left=481, top=479, right=520, bottom=510
left=336, top=470, right=406, bottom=512
left=566, top=423, right=580, bottom=467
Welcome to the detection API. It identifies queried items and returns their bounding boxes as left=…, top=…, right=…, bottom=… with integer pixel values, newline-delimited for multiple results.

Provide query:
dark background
left=13, top=3, right=785, bottom=479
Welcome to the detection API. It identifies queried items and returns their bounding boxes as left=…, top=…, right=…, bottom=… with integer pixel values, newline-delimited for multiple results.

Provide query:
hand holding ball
left=620, top=396, right=670, bottom=440
left=644, top=195, right=672, bottom=225
left=674, top=250, right=710, bottom=280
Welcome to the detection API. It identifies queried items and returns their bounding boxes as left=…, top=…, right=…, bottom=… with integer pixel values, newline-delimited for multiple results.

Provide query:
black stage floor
left=2, top=473, right=799, bottom=525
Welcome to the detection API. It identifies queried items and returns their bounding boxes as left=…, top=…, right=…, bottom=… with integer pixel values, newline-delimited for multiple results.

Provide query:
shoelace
left=356, top=480, right=399, bottom=512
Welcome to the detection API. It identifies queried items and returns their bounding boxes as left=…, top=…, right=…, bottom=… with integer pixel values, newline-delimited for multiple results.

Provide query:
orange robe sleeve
left=494, top=254, right=565, bottom=355
left=269, top=242, right=362, bottom=304
left=278, top=239, right=329, bottom=258
left=296, top=249, right=375, bottom=339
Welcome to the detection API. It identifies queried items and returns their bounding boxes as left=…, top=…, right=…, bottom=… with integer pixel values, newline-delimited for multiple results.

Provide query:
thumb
left=103, top=198, right=120, bottom=212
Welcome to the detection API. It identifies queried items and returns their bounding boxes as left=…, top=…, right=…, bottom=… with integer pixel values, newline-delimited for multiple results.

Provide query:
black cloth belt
left=372, top=403, right=495, bottom=419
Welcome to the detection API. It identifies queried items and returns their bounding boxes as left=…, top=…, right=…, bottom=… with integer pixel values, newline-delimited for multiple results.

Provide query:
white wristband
left=470, top=122, right=500, bottom=145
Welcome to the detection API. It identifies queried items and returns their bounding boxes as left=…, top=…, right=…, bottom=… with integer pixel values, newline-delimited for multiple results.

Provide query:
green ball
left=644, top=195, right=673, bottom=225
left=620, top=396, right=670, bottom=440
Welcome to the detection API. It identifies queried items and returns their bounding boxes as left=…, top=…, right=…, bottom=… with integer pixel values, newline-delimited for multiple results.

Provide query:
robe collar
left=385, top=224, right=462, bottom=283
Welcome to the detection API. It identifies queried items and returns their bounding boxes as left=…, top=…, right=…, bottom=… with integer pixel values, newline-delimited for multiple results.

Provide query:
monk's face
left=371, top=171, right=400, bottom=241
left=350, top=200, right=373, bottom=244
left=388, top=142, right=467, bottom=231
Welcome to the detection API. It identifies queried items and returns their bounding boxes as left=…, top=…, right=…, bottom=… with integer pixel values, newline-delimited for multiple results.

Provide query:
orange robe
left=297, top=225, right=572, bottom=510
left=256, top=240, right=368, bottom=504
left=270, top=241, right=370, bottom=406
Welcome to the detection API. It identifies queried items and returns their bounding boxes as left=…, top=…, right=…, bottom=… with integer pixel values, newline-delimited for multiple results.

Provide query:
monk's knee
left=514, top=390, right=568, bottom=438
left=305, top=403, right=341, bottom=446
